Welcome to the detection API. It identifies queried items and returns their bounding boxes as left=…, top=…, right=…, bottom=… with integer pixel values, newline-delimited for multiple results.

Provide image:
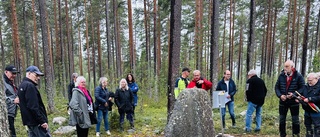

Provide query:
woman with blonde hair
left=115, top=78, right=134, bottom=132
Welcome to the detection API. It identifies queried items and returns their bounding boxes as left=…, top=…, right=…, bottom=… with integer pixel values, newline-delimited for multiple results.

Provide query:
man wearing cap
left=174, top=67, right=190, bottom=99
left=18, top=66, right=51, bottom=136
left=3, top=65, right=20, bottom=137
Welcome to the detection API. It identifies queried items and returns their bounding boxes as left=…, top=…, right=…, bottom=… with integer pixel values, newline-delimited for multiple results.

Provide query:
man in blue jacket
left=18, top=66, right=50, bottom=137
left=216, top=70, right=237, bottom=129
left=275, top=60, right=305, bottom=137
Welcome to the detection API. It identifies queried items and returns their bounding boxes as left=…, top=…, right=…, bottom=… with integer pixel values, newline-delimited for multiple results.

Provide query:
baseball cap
left=182, top=67, right=190, bottom=72
left=26, top=66, right=44, bottom=76
left=5, top=65, right=20, bottom=73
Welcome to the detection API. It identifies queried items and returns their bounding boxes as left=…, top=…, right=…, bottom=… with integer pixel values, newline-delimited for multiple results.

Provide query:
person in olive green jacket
left=174, top=67, right=190, bottom=99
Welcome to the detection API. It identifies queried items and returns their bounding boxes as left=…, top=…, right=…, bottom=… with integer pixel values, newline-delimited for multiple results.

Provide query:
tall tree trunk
left=53, top=0, right=62, bottom=94
left=153, top=0, right=157, bottom=75
left=295, top=3, right=301, bottom=68
left=0, top=79, right=9, bottom=136
left=84, top=0, right=91, bottom=86
left=38, top=0, right=55, bottom=113
left=105, top=0, right=112, bottom=75
left=156, top=7, right=161, bottom=76
left=301, top=0, right=311, bottom=77
left=0, top=21, right=4, bottom=69
left=23, top=1, right=30, bottom=67
left=247, top=0, right=255, bottom=73
left=128, top=0, right=134, bottom=72
left=222, top=6, right=227, bottom=74
left=316, top=8, right=320, bottom=51
left=266, top=0, right=273, bottom=76
left=77, top=7, right=83, bottom=75
left=237, top=26, right=243, bottom=80
left=11, top=0, right=24, bottom=83
left=167, top=0, right=181, bottom=120
left=228, top=0, right=233, bottom=71
left=210, top=0, right=219, bottom=97
left=59, top=0, right=67, bottom=95
left=261, top=10, right=267, bottom=75
left=90, top=2, right=96, bottom=87
left=97, top=20, right=102, bottom=78
left=195, top=0, right=203, bottom=70
left=290, top=0, right=297, bottom=61
left=65, top=0, right=74, bottom=78
left=271, top=7, right=278, bottom=76
left=144, top=0, right=150, bottom=79
left=285, top=0, right=292, bottom=60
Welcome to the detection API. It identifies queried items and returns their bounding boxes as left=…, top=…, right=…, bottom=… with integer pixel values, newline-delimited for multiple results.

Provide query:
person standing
left=187, top=70, right=212, bottom=90
left=295, top=73, right=320, bottom=137
left=68, top=73, right=78, bottom=102
left=174, top=67, right=190, bottom=99
left=216, top=70, right=237, bottom=129
left=115, top=79, right=134, bottom=132
left=244, top=70, right=267, bottom=132
left=3, top=65, right=20, bottom=137
left=69, top=76, right=96, bottom=137
left=275, top=60, right=305, bottom=137
left=18, top=66, right=51, bottom=137
left=94, top=77, right=112, bottom=136
left=126, top=74, right=139, bottom=117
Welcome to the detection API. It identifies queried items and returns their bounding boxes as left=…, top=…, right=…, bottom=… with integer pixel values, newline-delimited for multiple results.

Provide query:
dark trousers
left=8, top=116, right=16, bottom=137
left=76, top=124, right=89, bottom=137
left=119, top=111, right=133, bottom=124
left=304, top=112, right=320, bottom=137
left=27, top=125, right=51, bottom=137
left=279, top=103, right=300, bottom=137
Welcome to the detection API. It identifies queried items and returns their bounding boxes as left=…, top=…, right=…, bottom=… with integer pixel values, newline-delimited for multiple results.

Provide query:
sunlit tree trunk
left=195, top=0, right=203, bottom=70
left=301, top=0, right=311, bottom=77
left=167, top=0, right=181, bottom=120
left=38, top=0, right=55, bottom=113
left=11, top=0, right=24, bottom=83
left=23, top=1, right=30, bottom=67
left=266, top=0, right=273, bottom=76
left=128, top=0, right=134, bottom=73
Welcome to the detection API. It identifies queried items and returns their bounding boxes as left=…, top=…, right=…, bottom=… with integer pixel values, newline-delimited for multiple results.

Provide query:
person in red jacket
left=187, top=70, right=212, bottom=90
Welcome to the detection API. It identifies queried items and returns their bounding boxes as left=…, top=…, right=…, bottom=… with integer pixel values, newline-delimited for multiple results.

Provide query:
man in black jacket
left=244, top=69, right=267, bottom=132
left=275, top=60, right=305, bottom=137
left=18, top=66, right=50, bottom=137
left=3, top=65, right=20, bottom=137
left=295, top=73, right=320, bottom=137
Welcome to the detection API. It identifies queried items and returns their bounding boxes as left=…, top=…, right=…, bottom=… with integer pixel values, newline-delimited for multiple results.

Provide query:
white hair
left=193, top=70, right=201, bottom=75
left=307, top=72, right=318, bottom=79
left=285, top=60, right=295, bottom=68
left=248, top=69, right=257, bottom=76
left=119, top=78, right=129, bottom=90
left=99, top=77, right=108, bottom=84
left=317, top=72, right=320, bottom=78
left=75, top=76, right=86, bottom=87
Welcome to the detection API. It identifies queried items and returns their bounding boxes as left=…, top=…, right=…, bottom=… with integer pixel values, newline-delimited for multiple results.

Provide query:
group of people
left=3, top=64, right=139, bottom=137
left=174, top=59, right=320, bottom=137
left=67, top=73, right=139, bottom=137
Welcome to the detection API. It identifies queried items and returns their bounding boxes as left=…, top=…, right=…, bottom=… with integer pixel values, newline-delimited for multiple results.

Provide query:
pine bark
left=247, top=0, right=255, bottom=73
left=301, top=0, right=311, bottom=77
left=128, top=0, right=134, bottom=72
left=210, top=0, right=219, bottom=94
left=167, top=0, right=181, bottom=120
left=38, top=0, right=55, bottom=113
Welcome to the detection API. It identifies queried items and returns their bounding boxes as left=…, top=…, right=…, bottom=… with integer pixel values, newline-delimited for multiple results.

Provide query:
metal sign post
left=212, top=91, right=226, bottom=136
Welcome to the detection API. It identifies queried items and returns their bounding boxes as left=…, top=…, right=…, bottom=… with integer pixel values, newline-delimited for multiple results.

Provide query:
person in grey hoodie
left=3, top=65, right=19, bottom=137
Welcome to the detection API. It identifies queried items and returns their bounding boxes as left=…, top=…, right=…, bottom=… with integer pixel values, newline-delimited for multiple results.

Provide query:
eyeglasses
left=32, top=73, right=40, bottom=77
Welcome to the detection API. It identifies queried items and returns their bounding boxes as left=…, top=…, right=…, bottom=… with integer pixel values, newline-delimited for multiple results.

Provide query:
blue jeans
left=27, top=125, right=51, bottom=137
left=119, top=111, right=133, bottom=124
left=221, top=101, right=236, bottom=128
left=304, top=112, right=320, bottom=137
left=96, top=110, right=109, bottom=132
left=245, top=101, right=262, bottom=131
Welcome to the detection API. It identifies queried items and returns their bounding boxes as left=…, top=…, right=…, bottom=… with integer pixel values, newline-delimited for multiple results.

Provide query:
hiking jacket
left=216, top=78, right=237, bottom=102
left=115, top=88, right=134, bottom=113
left=174, top=76, right=189, bottom=99
left=187, top=77, right=212, bottom=91
left=246, top=75, right=267, bottom=106
left=3, top=74, right=18, bottom=117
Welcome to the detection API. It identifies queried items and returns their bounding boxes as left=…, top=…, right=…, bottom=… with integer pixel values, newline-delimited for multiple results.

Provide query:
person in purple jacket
left=126, top=73, right=139, bottom=118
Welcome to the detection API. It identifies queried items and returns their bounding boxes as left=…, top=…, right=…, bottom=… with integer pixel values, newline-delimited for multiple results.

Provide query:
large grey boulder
left=165, top=88, right=215, bottom=137
left=53, top=126, right=76, bottom=135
